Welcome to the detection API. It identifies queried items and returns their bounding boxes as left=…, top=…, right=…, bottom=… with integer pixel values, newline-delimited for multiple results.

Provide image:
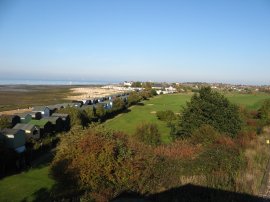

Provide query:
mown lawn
left=226, top=93, right=270, bottom=110
left=104, top=93, right=270, bottom=143
left=0, top=166, right=54, bottom=202
left=104, top=94, right=192, bottom=143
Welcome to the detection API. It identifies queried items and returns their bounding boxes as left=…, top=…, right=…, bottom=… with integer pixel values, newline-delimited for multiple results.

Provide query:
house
left=0, top=129, right=26, bottom=152
left=13, top=123, right=40, bottom=140
left=98, top=101, right=113, bottom=110
left=47, top=105, right=58, bottom=113
left=51, top=113, right=70, bottom=131
left=82, top=99, right=92, bottom=105
left=70, top=102, right=82, bottom=108
left=124, top=81, right=132, bottom=87
left=42, top=117, right=63, bottom=132
left=16, top=113, right=32, bottom=124
left=80, top=105, right=95, bottom=110
left=28, top=112, right=42, bottom=120
left=2, top=115, right=20, bottom=128
left=97, top=97, right=104, bottom=103
left=28, top=119, right=52, bottom=136
left=32, top=106, right=51, bottom=117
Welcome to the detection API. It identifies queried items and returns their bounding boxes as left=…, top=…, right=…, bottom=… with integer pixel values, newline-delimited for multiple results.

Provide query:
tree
left=173, top=87, right=242, bottom=138
left=112, top=98, right=126, bottom=113
left=84, top=107, right=96, bottom=122
left=58, top=107, right=88, bottom=127
left=142, top=82, right=152, bottom=90
left=134, top=122, right=161, bottom=146
left=127, top=92, right=142, bottom=106
left=95, top=104, right=106, bottom=119
left=258, top=99, right=270, bottom=124
left=131, top=81, right=142, bottom=88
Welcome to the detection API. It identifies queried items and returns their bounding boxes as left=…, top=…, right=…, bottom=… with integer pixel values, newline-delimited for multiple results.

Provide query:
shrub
left=258, top=99, right=270, bottom=124
left=51, top=127, right=159, bottom=201
left=190, top=124, right=220, bottom=146
left=156, top=110, right=177, bottom=122
left=58, top=107, right=88, bottom=127
left=0, top=115, right=11, bottom=129
left=134, top=122, right=161, bottom=146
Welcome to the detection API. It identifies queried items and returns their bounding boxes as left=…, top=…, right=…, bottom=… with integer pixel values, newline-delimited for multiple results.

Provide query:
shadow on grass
left=28, top=183, right=270, bottom=202
left=136, top=102, right=145, bottom=106
left=113, top=184, right=270, bottom=202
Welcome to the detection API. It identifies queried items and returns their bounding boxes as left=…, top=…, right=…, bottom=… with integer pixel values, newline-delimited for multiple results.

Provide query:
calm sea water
left=0, top=79, right=117, bottom=85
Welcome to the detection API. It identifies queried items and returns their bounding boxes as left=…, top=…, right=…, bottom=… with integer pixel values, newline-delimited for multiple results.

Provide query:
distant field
left=0, top=166, right=54, bottom=201
left=226, top=93, right=270, bottom=110
left=104, top=93, right=270, bottom=143
left=0, top=85, right=76, bottom=112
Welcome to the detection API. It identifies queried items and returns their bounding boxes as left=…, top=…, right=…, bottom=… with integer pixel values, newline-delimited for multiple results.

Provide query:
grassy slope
left=105, top=94, right=192, bottom=143
left=226, top=93, right=270, bottom=110
left=104, top=93, right=270, bottom=143
left=0, top=166, right=54, bottom=202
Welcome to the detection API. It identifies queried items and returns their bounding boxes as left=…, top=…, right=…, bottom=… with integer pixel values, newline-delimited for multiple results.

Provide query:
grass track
left=0, top=166, right=53, bottom=202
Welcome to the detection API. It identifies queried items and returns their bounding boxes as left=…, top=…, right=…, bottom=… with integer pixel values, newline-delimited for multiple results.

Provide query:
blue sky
left=0, top=0, right=269, bottom=84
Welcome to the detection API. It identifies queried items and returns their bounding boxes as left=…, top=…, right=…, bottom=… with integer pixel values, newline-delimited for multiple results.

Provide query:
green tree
left=112, top=98, right=126, bottom=112
left=134, top=122, right=161, bottom=146
left=95, top=104, right=106, bottom=119
left=131, top=81, right=142, bottom=87
left=258, top=99, right=270, bottom=124
left=58, top=107, right=88, bottom=127
left=173, top=87, right=242, bottom=138
left=84, top=107, right=96, bottom=121
left=127, top=92, right=142, bottom=106
left=142, top=82, right=152, bottom=90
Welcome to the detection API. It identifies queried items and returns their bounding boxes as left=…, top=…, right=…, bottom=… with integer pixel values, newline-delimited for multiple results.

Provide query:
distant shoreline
left=0, top=79, right=118, bottom=85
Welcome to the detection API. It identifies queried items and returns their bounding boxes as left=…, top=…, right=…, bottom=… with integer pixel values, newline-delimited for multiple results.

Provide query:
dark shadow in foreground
left=113, top=184, right=270, bottom=202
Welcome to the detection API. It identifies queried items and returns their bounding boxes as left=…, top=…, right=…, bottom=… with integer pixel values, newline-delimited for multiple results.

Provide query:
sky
left=0, top=0, right=270, bottom=85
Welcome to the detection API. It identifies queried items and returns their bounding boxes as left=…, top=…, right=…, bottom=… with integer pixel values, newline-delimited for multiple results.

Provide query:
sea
left=0, top=79, right=117, bottom=85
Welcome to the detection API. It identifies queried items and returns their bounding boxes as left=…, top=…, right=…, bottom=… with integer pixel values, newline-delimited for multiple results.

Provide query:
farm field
left=104, top=93, right=270, bottom=143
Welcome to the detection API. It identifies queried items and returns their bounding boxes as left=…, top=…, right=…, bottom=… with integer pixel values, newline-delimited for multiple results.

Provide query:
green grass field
left=104, top=93, right=270, bottom=143
left=0, top=166, right=54, bottom=202
left=226, top=93, right=270, bottom=110
left=105, top=94, right=192, bottom=143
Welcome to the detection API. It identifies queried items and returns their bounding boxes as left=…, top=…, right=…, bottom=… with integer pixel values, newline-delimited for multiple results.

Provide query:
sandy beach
left=66, top=87, right=128, bottom=100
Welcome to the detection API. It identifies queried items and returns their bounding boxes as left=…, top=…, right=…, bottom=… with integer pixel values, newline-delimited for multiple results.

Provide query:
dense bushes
left=173, top=87, right=242, bottom=138
left=134, top=123, right=161, bottom=146
left=156, top=110, right=177, bottom=122
left=0, top=115, right=11, bottom=129
left=58, top=107, right=88, bottom=128
left=51, top=127, right=159, bottom=201
left=258, top=99, right=270, bottom=125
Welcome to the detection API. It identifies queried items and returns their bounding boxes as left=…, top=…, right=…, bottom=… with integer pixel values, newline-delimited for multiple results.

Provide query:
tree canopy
left=173, top=87, right=242, bottom=138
